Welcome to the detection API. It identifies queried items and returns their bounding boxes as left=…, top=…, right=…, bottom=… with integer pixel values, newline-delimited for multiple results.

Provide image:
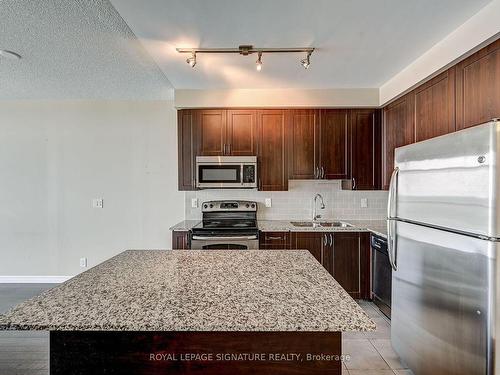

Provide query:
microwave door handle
left=241, top=164, right=244, bottom=186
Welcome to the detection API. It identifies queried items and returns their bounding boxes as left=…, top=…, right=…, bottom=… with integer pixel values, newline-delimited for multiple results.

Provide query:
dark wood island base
left=50, top=331, right=342, bottom=375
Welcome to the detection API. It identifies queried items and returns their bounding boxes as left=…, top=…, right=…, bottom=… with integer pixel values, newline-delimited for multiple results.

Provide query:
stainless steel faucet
left=312, top=193, right=326, bottom=222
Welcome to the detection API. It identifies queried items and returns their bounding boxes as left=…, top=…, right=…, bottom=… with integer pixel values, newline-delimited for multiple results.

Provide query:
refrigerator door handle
left=387, top=166, right=399, bottom=219
left=387, top=219, right=397, bottom=271
left=387, top=166, right=399, bottom=271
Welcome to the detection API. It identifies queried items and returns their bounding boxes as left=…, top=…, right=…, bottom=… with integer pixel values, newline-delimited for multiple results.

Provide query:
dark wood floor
left=0, top=284, right=54, bottom=375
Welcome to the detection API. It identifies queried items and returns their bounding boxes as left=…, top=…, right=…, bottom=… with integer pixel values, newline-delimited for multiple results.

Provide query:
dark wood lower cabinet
left=50, top=331, right=341, bottom=375
left=172, top=231, right=189, bottom=250
left=259, top=231, right=290, bottom=249
left=291, top=231, right=370, bottom=299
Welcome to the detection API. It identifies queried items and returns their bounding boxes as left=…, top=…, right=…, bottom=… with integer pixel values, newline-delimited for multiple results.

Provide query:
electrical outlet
left=265, top=198, right=272, bottom=208
left=191, top=198, right=198, bottom=208
left=92, top=198, right=103, bottom=208
left=361, top=198, right=368, bottom=208
left=79, top=257, right=87, bottom=268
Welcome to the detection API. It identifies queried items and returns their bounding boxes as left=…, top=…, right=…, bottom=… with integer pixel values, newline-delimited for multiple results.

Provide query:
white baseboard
left=0, top=275, right=72, bottom=283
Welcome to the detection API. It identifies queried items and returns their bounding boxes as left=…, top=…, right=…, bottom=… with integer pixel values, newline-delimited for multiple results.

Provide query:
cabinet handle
left=352, top=177, right=356, bottom=190
left=323, top=233, right=328, bottom=246
left=321, top=166, right=325, bottom=179
left=315, top=166, right=320, bottom=179
left=267, top=236, right=283, bottom=240
left=329, top=234, right=333, bottom=247
left=223, top=144, right=226, bottom=155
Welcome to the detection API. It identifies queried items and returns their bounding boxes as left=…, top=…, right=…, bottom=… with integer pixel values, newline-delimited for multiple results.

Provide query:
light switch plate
left=191, top=198, right=198, bottom=208
left=265, top=198, right=272, bottom=208
left=361, top=198, right=368, bottom=208
left=92, top=198, right=103, bottom=208
left=79, top=257, right=87, bottom=268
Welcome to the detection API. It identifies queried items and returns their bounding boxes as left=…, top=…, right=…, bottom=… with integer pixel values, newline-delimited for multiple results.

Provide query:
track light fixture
left=301, top=51, right=312, bottom=69
left=256, top=51, right=263, bottom=71
left=186, top=52, right=196, bottom=68
left=177, top=45, right=314, bottom=70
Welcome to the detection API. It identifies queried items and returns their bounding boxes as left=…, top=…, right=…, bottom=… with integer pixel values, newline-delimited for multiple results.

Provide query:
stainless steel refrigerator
left=388, top=119, right=500, bottom=375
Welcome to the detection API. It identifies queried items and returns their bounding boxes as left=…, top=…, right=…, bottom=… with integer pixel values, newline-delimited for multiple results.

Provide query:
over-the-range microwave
left=196, top=156, right=257, bottom=189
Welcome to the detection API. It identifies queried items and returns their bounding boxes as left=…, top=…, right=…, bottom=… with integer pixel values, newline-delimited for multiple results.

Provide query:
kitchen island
left=0, top=250, right=375, bottom=374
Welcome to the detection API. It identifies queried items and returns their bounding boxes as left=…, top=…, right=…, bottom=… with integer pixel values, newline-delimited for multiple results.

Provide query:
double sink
left=290, top=221, right=352, bottom=228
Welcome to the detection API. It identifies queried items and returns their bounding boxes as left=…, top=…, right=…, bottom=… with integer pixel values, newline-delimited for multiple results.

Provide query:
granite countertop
left=170, top=219, right=387, bottom=238
left=0, top=250, right=375, bottom=332
left=169, top=220, right=200, bottom=231
left=258, top=219, right=387, bottom=238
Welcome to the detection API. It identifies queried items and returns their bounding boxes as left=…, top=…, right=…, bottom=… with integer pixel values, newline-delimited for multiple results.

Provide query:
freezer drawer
left=391, top=221, right=496, bottom=375
left=393, top=120, right=500, bottom=239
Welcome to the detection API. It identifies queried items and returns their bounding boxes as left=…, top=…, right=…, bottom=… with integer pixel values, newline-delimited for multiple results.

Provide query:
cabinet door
left=456, top=38, right=500, bottom=130
left=257, top=110, right=288, bottom=191
left=350, top=109, right=381, bottom=190
left=172, top=231, right=189, bottom=250
left=226, top=110, right=257, bottom=156
left=382, top=94, right=415, bottom=190
left=333, top=232, right=361, bottom=298
left=289, top=109, right=318, bottom=179
left=197, top=109, right=226, bottom=156
left=290, top=232, right=323, bottom=264
left=259, top=231, right=290, bottom=250
left=319, top=109, right=349, bottom=179
left=177, top=110, right=196, bottom=191
left=414, top=68, right=456, bottom=142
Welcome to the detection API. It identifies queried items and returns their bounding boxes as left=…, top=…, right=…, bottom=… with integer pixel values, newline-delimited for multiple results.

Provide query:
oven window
left=199, top=165, right=240, bottom=183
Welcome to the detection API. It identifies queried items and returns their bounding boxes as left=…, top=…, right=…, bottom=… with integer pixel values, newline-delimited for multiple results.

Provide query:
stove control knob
left=203, top=204, right=208, bottom=209
left=245, top=203, right=250, bottom=208
left=251, top=203, right=256, bottom=208
left=209, top=204, right=214, bottom=208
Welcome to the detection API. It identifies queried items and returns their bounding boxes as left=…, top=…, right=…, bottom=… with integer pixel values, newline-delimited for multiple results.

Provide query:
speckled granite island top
left=0, top=250, right=375, bottom=332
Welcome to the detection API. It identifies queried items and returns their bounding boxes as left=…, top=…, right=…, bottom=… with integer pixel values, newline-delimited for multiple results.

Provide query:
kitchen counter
left=0, top=250, right=375, bottom=332
left=258, top=219, right=387, bottom=238
left=169, top=220, right=200, bottom=231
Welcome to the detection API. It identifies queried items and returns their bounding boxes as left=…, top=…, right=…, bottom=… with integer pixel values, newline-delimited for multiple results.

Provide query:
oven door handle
left=192, top=235, right=258, bottom=241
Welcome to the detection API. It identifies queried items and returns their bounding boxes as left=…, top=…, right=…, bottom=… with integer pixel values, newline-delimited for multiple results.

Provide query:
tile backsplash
left=185, top=180, right=388, bottom=221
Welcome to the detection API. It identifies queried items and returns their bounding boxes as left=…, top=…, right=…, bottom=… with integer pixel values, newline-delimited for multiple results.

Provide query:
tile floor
left=342, top=300, right=411, bottom=375
left=0, top=285, right=412, bottom=375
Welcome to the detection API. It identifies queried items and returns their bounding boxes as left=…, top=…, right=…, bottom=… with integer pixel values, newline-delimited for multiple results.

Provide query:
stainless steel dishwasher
left=371, top=233, right=391, bottom=319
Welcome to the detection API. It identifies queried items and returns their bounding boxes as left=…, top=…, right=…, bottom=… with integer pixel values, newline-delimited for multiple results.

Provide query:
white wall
left=174, top=88, right=379, bottom=108
left=0, top=101, right=183, bottom=277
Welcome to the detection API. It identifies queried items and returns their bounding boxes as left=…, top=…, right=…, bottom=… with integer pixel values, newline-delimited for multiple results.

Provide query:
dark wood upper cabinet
left=197, top=109, right=226, bottom=156
left=177, top=110, right=197, bottom=191
left=349, top=109, right=381, bottom=190
left=456, top=38, right=500, bottom=130
left=319, top=109, right=349, bottom=180
left=288, top=109, right=349, bottom=180
left=257, top=110, right=288, bottom=191
left=382, top=94, right=415, bottom=190
left=414, top=68, right=456, bottom=142
left=226, top=109, right=257, bottom=156
left=289, top=109, right=317, bottom=179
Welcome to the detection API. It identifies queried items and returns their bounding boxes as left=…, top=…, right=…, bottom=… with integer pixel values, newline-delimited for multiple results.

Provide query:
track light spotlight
left=300, top=51, right=312, bottom=69
left=256, top=52, right=263, bottom=71
left=186, top=52, right=196, bottom=68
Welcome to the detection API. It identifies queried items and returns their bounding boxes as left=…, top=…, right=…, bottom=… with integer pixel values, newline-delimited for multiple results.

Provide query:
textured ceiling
left=111, top=0, right=491, bottom=90
left=0, top=0, right=172, bottom=100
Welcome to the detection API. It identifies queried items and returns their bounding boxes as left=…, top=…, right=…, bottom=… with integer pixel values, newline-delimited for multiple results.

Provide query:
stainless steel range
left=190, top=200, right=259, bottom=250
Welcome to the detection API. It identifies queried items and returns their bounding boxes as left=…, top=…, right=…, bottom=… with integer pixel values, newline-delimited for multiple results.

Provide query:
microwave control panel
left=242, top=165, right=256, bottom=183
